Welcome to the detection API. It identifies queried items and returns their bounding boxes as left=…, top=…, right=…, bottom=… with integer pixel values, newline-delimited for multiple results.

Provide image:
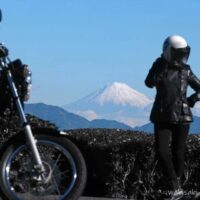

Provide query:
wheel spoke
left=51, top=153, right=62, bottom=174
left=53, top=169, right=71, bottom=178
left=52, top=176, right=61, bottom=195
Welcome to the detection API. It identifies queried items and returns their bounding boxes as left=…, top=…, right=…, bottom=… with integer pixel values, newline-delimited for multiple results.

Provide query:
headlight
left=22, top=65, right=32, bottom=101
left=26, top=75, right=32, bottom=84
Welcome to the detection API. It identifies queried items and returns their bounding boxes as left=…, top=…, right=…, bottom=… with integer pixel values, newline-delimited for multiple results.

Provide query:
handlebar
left=0, top=43, right=8, bottom=57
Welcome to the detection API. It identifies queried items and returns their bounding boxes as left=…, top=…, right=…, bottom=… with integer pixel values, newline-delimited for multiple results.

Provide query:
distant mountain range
left=134, top=116, right=200, bottom=134
left=25, top=82, right=200, bottom=134
left=25, top=103, right=132, bottom=130
left=25, top=102, right=200, bottom=134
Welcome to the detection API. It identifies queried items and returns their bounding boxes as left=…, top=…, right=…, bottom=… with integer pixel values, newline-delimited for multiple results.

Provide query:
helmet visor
left=171, top=46, right=190, bottom=64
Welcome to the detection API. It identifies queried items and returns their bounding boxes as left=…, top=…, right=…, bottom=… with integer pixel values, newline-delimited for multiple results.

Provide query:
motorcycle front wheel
left=0, top=133, right=87, bottom=200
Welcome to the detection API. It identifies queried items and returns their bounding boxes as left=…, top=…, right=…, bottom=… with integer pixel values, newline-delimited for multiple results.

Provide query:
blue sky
left=1, top=0, right=200, bottom=106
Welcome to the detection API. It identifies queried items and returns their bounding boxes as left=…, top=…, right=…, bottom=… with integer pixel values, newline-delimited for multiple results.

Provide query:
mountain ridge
left=134, top=116, right=200, bottom=134
left=25, top=103, right=132, bottom=130
left=25, top=102, right=200, bottom=134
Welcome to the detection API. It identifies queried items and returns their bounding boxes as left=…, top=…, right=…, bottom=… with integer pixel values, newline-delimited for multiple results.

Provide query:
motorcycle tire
left=0, top=132, right=87, bottom=200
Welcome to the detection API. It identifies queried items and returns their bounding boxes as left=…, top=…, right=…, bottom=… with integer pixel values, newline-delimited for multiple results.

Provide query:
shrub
left=1, top=115, right=200, bottom=200
left=65, top=129, right=200, bottom=200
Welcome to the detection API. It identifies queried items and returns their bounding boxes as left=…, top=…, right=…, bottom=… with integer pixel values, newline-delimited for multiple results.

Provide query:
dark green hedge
left=65, top=129, right=200, bottom=200
left=1, top=114, right=200, bottom=199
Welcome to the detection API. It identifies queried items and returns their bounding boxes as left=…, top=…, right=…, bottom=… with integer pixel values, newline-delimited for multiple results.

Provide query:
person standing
left=145, top=35, right=200, bottom=200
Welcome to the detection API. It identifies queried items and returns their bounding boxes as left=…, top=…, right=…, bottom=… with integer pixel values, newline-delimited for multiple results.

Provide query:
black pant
left=154, top=123, right=189, bottom=181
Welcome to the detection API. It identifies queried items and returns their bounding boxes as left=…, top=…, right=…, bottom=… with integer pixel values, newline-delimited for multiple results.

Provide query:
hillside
left=25, top=103, right=132, bottom=130
left=25, top=103, right=90, bottom=129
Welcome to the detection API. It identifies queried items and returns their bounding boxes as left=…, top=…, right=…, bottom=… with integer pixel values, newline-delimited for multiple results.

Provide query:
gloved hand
left=0, top=44, right=8, bottom=57
left=187, top=93, right=200, bottom=107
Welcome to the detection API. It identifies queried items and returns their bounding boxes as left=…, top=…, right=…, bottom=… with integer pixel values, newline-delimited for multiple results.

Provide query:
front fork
left=6, top=70, right=45, bottom=172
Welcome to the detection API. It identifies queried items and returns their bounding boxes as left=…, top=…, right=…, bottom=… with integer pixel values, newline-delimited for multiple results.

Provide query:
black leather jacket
left=145, top=56, right=200, bottom=123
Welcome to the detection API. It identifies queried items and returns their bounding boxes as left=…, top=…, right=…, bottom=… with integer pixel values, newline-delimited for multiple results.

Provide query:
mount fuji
left=63, top=82, right=153, bottom=127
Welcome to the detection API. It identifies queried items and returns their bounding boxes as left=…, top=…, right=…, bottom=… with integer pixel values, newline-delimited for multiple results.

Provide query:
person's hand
left=187, top=93, right=200, bottom=107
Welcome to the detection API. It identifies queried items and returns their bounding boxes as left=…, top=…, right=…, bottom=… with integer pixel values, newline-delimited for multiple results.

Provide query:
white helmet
left=163, top=35, right=190, bottom=66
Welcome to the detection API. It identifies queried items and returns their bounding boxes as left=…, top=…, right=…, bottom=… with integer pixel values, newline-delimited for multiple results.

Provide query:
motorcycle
left=0, top=9, right=87, bottom=200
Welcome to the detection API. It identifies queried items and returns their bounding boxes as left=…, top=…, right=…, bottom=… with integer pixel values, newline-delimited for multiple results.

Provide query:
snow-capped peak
left=94, top=82, right=152, bottom=107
